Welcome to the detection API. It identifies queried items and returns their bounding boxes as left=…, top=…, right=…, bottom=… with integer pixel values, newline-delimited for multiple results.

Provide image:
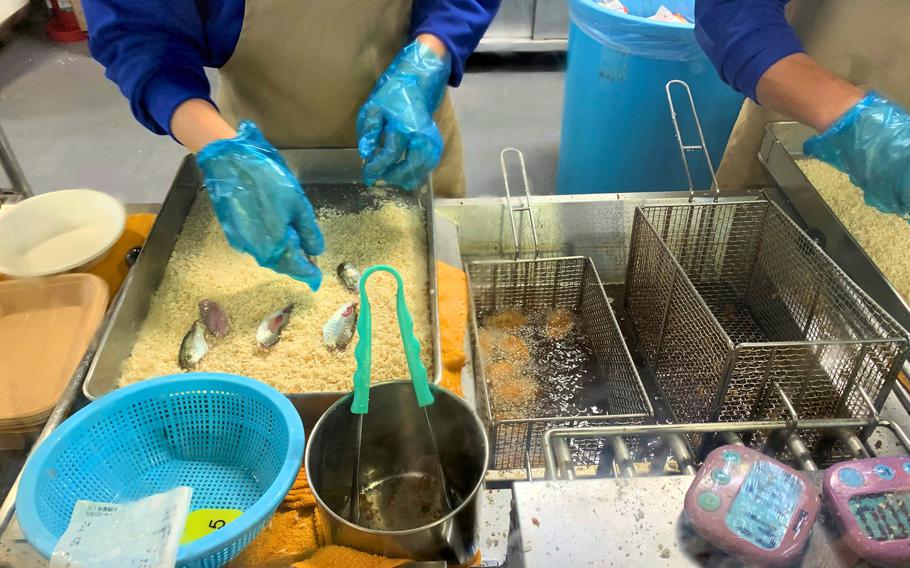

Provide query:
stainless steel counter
left=511, top=475, right=866, bottom=568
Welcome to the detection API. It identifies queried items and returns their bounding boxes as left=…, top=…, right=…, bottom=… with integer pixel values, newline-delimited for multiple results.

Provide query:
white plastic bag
left=50, top=487, right=192, bottom=568
left=599, top=0, right=629, bottom=14
left=648, top=5, right=690, bottom=24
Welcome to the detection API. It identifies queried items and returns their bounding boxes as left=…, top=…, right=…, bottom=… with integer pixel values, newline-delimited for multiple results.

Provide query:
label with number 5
left=181, top=508, right=244, bottom=545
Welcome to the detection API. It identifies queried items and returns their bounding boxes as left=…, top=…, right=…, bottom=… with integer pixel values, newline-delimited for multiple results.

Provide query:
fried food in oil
left=486, top=360, right=516, bottom=382
left=545, top=308, right=574, bottom=340
left=486, top=361, right=537, bottom=419
left=485, top=309, right=527, bottom=331
left=479, top=327, right=530, bottom=366
left=499, top=333, right=530, bottom=365
left=478, top=327, right=501, bottom=356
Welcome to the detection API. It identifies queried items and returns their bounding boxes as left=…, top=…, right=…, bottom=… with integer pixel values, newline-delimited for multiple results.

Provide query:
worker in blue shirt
left=696, top=0, right=910, bottom=220
left=82, top=0, right=500, bottom=290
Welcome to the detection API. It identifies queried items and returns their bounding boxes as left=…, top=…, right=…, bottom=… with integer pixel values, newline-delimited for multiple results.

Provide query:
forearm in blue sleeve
left=695, top=0, right=804, bottom=102
left=82, top=0, right=213, bottom=136
left=411, top=0, right=501, bottom=87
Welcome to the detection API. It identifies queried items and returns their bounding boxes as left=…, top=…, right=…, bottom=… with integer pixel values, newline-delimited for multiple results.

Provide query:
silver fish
left=179, top=321, right=209, bottom=370
left=257, top=303, right=293, bottom=349
left=323, top=302, right=358, bottom=351
left=336, top=262, right=361, bottom=293
left=199, top=299, right=230, bottom=338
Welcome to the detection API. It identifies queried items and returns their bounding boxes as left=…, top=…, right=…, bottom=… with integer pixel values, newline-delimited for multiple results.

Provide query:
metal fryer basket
left=625, top=200, right=909, bottom=436
left=465, top=149, right=652, bottom=473
left=468, top=256, right=653, bottom=471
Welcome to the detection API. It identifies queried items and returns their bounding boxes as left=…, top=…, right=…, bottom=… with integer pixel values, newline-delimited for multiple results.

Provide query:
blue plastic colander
left=16, top=373, right=305, bottom=568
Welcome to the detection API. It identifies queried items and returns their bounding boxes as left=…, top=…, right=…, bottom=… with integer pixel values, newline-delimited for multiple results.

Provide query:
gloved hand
left=357, top=40, right=452, bottom=191
left=197, top=120, right=325, bottom=290
left=805, top=92, right=910, bottom=220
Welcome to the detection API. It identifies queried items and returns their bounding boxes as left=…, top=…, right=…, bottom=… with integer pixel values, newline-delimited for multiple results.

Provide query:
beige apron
left=216, top=0, right=466, bottom=197
left=716, top=0, right=910, bottom=189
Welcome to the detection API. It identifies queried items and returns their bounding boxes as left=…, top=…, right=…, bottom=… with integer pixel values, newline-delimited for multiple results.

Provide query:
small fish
left=179, top=321, right=209, bottom=370
left=337, top=262, right=361, bottom=293
left=323, top=302, right=358, bottom=351
left=257, top=303, right=294, bottom=349
left=199, top=299, right=230, bottom=338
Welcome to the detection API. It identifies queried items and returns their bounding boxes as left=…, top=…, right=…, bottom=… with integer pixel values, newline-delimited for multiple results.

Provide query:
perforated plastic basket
left=16, top=373, right=305, bottom=568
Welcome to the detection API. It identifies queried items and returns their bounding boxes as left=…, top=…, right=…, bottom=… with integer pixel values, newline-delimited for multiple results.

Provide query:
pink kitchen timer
left=684, top=445, right=821, bottom=567
left=823, top=456, right=910, bottom=567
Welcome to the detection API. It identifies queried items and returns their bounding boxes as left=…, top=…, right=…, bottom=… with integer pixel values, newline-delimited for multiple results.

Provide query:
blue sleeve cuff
left=137, top=67, right=213, bottom=137
left=695, top=0, right=805, bottom=103
left=723, top=27, right=804, bottom=103
left=410, top=1, right=500, bottom=87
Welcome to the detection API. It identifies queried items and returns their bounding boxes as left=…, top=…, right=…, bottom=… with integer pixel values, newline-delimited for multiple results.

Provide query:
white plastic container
left=0, top=189, right=126, bottom=278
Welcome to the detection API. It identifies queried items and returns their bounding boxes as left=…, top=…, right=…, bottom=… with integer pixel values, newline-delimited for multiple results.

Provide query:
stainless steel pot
left=305, top=381, right=488, bottom=564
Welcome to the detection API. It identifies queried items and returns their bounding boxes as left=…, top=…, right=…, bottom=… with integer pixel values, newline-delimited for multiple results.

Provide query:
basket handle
left=500, top=148, right=540, bottom=260
left=351, top=264, right=434, bottom=414
left=665, top=80, right=720, bottom=201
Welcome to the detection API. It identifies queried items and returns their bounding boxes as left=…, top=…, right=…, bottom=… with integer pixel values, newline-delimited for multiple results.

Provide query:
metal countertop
left=511, top=475, right=869, bottom=568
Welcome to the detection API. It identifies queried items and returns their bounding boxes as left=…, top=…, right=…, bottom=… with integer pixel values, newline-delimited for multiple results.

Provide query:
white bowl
left=0, top=190, right=126, bottom=278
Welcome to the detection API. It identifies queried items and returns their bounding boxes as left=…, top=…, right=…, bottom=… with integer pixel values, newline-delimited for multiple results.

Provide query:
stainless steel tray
left=83, top=149, right=440, bottom=400
left=759, top=121, right=910, bottom=332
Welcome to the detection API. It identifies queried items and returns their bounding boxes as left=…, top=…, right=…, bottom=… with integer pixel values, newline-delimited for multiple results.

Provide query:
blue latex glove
left=805, top=92, right=910, bottom=220
left=197, top=120, right=325, bottom=290
left=357, top=41, right=452, bottom=191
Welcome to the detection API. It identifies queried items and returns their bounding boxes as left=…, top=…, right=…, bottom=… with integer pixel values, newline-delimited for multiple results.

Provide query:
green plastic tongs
left=346, top=265, right=452, bottom=525
left=351, top=264, right=434, bottom=413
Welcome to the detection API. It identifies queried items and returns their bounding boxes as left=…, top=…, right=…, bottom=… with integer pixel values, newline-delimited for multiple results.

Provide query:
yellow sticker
left=180, top=508, right=244, bottom=545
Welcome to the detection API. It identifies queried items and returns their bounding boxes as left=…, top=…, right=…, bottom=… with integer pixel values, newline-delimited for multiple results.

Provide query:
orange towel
left=229, top=508, right=321, bottom=567
left=289, top=546, right=482, bottom=568
left=229, top=468, right=410, bottom=568
left=228, top=468, right=322, bottom=567
left=290, top=546, right=410, bottom=568
left=87, top=213, right=156, bottom=300
left=436, top=260, right=468, bottom=396
left=229, top=464, right=482, bottom=568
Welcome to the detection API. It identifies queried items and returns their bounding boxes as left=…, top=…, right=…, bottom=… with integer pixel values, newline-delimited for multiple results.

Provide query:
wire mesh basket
left=468, top=255, right=653, bottom=471
left=625, top=200, right=909, bottom=436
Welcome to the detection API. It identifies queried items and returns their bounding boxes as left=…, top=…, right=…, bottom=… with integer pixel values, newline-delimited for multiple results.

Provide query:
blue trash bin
left=557, top=0, right=744, bottom=194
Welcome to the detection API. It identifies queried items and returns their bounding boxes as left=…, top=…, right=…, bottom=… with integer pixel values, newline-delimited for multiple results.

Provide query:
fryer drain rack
left=543, top=412, right=910, bottom=480
left=543, top=379, right=910, bottom=479
left=467, top=150, right=653, bottom=473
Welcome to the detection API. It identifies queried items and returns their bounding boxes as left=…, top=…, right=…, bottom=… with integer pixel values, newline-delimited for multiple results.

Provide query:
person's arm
left=82, top=0, right=324, bottom=285
left=695, top=0, right=803, bottom=104
left=410, top=0, right=502, bottom=87
left=82, top=0, right=211, bottom=137
left=415, top=33, right=448, bottom=58
left=696, top=0, right=910, bottom=219
left=696, top=0, right=863, bottom=130
left=755, top=54, right=863, bottom=133
left=170, top=99, right=237, bottom=153
left=354, top=0, right=499, bottom=191
left=82, top=0, right=243, bottom=149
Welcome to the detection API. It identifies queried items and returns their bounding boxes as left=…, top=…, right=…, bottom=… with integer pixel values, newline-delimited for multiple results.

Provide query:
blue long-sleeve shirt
left=82, top=0, right=500, bottom=137
left=695, top=0, right=805, bottom=103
